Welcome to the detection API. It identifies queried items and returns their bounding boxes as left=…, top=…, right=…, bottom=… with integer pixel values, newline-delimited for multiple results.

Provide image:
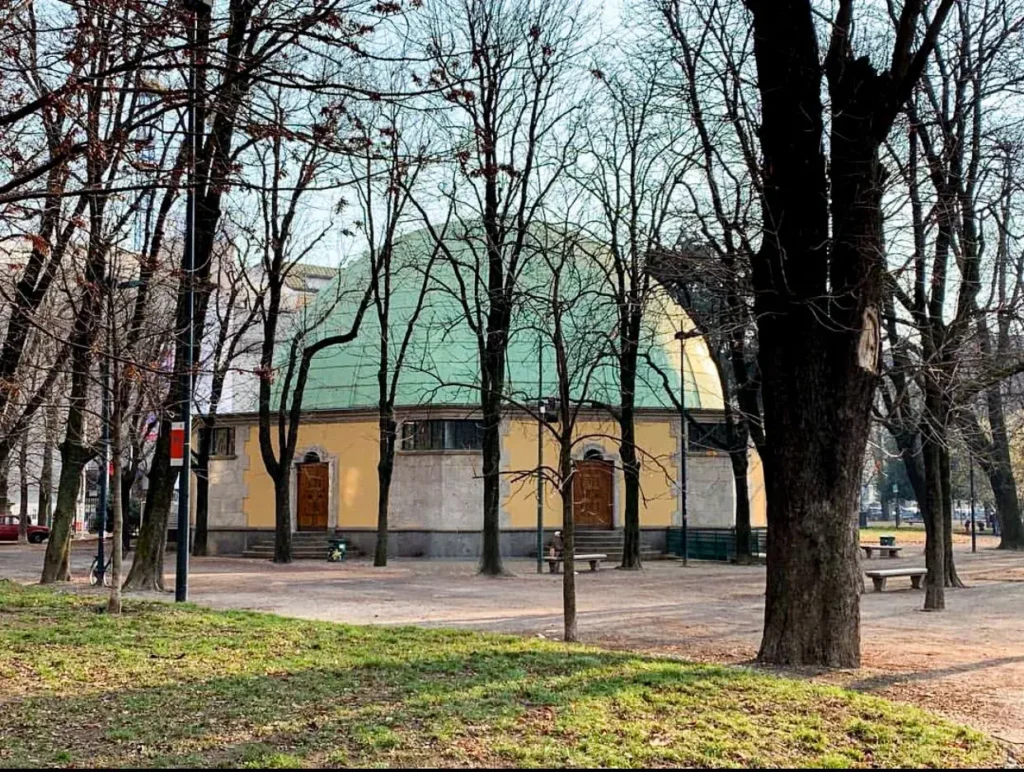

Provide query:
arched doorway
left=573, top=451, right=614, bottom=529
left=296, top=452, right=329, bottom=531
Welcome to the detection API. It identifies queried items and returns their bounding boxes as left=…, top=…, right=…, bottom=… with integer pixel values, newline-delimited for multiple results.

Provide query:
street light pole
left=675, top=330, right=689, bottom=566
left=176, top=0, right=211, bottom=603
left=536, top=337, right=544, bottom=574
left=970, top=454, right=977, bottom=554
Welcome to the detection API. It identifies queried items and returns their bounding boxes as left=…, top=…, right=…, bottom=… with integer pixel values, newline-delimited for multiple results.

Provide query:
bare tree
left=698, top=0, right=957, bottom=666
left=408, top=0, right=588, bottom=574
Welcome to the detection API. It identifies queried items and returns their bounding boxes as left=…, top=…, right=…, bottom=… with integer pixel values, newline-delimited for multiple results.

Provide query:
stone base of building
left=203, top=527, right=670, bottom=559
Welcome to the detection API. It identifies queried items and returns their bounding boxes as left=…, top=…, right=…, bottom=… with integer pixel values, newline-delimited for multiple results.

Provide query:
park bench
left=548, top=553, right=607, bottom=573
left=864, top=567, right=927, bottom=592
left=859, top=544, right=903, bottom=559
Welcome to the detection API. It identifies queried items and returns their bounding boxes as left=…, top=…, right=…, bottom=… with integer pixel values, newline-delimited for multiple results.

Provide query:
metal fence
left=666, top=527, right=767, bottom=562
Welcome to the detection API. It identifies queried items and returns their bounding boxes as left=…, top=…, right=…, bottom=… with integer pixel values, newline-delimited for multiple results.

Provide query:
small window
left=687, top=421, right=733, bottom=454
left=211, top=427, right=235, bottom=457
left=401, top=419, right=482, bottom=451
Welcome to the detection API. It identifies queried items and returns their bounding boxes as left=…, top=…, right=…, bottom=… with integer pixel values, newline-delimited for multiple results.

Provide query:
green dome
left=281, top=226, right=720, bottom=413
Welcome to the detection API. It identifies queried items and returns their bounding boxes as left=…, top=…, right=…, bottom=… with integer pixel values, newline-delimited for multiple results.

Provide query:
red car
left=0, top=514, right=49, bottom=543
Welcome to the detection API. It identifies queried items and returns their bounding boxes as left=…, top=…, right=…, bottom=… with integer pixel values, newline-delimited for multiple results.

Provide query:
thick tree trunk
left=273, top=471, right=292, bottom=563
left=730, top=437, right=753, bottom=563
left=989, top=461, right=1024, bottom=549
left=124, top=425, right=173, bottom=591
left=41, top=439, right=91, bottom=583
left=922, top=431, right=946, bottom=610
left=18, top=433, right=28, bottom=542
left=374, top=412, right=395, bottom=567
left=192, top=422, right=212, bottom=557
left=619, top=407, right=642, bottom=570
left=479, top=388, right=505, bottom=575
left=619, top=324, right=642, bottom=570
left=939, top=446, right=963, bottom=588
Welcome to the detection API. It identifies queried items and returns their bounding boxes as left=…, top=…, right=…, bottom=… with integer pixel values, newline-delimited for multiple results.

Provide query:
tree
left=657, top=0, right=765, bottom=563
left=575, top=56, right=689, bottom=569
left=408, top=0, right=587, bottom=574
left=732, top=0, right=954, bottom=664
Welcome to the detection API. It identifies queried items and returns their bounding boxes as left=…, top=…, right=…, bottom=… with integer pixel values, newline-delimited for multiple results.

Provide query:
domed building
left=202, top=227, right=765, bottom=558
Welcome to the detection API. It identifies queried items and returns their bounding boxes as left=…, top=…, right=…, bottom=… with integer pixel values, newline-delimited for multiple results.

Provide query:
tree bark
left=38, top=405, right=55, bottom=527
left=192, top=421, right=213, bottom=557
left=108, top=393, right=123, bottom=615
left=17, top=433, right=28, bottom=542
left=374, top=412, right=395, bottom=567
left=730, top=422, right=753, bottom=563
left=618, top=307, right=642, bottom=570
left=273, top=470, right=292, bottom=564
left=939, top=445, right=962, bottom=587
left=560, top=436, right=577, bottom=642
left=922, top=426, right=946, bottom=610
left=124, top=426, right=172, bottom=591
left=41, top=438, right=92, bottom=583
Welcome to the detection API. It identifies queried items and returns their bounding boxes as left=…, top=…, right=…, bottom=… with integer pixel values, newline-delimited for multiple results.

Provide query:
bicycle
left=88, top=555, right=113, bottom=588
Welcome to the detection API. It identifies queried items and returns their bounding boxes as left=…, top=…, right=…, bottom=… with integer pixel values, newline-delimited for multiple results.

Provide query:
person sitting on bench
left=547, top=530, right=564, bottom=561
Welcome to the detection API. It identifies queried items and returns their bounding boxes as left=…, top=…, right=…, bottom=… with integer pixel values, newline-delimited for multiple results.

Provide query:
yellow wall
left=242, top=420, right=380, bottom=529
left=747, top=449, right=767, bottom=528
left=239, top=415, right=766, bottom=531
left=502, top=416, right=680, bottom=529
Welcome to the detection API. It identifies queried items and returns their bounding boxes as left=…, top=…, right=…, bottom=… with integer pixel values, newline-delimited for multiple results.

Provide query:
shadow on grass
left=0, top=582, right=1003, bottom=769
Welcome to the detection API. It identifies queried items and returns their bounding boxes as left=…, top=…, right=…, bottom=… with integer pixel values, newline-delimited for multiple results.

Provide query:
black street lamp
left=674, top=330, right=689, bottom=566
left=176, top=0, right=211, bottom=603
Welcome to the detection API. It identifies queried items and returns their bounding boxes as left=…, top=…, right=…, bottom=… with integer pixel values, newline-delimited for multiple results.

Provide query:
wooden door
left=573, top=459, right=614, bottom=528
left=297, top=463, right=329, bottom=531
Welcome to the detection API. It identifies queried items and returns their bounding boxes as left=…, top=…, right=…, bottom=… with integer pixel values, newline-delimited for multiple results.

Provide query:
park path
left=2, top=537, right=1023, bottom=747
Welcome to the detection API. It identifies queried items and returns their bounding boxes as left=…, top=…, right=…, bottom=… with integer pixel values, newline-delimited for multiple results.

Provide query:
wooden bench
left=548, top=553, right=607, bottom=573
left=859, top=544, right=903, bottom=559
left=864, top=567, right=927, bottom=592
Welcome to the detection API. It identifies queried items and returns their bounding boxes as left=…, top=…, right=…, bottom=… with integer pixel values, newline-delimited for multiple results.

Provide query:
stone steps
left=241, top=531, right=361, bottom=560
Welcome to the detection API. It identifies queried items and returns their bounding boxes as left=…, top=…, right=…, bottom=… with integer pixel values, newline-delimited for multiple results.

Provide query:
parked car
left=0, top=514, right=50, bottom=543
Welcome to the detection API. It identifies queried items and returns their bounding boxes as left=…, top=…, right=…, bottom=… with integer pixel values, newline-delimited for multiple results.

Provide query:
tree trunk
left=124, top=425, right=173, bottom=591
left=273, top=470, right=292, bottom=563
left=939, top=445, right=963, bottom=588
left=108, top=395, right=123, bottom=615
left=0, top=454, right=9, bottom=520
left=619, top=407, right=642, bottom=570
left=192, top=421, right=212, bottom=557
left=374, top=412, right=395, bottom=567
left=18, top=433, right=28, bottom=542
left=38, top=406, right=55, bottom=527
left=731, top=436, right=753, bottom=563
left=41, top=438, right=91, bottom=583
left=988, top=461, right=1024, bottom=549
left=619, top=320, right=642, bottom=570
left=479, top=388, right=505, bottom=575
left=922, top=430, right=946, bottom=610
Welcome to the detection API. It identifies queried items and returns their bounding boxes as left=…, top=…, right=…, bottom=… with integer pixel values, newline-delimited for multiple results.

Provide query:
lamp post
left=674, top=330, right=689, bottom=566
left=176, top=0, right=211, bottom=603
left=969, top=453, right=977, bottom=554
left=536, top=337, right=544, bottom=574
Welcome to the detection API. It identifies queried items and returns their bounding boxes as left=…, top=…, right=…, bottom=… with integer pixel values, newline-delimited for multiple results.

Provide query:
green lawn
left=0, top=581, right=1002, bottom=769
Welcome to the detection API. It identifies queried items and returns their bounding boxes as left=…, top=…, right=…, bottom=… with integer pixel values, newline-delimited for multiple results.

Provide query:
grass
left=0, top=581, right=1003, bottom=769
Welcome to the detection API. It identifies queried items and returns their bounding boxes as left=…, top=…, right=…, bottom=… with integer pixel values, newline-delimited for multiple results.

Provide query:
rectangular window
left=687, top=421, right=733, bottom=454
left=401, top=419, right=482, bottom=451
left=211, top=427, right=236, bottom=457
